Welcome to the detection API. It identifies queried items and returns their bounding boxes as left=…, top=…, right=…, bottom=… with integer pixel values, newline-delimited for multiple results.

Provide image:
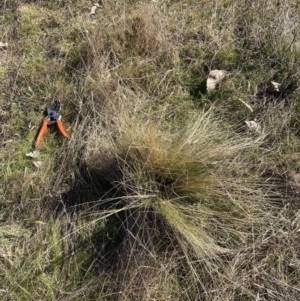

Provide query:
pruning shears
left=35, top=100, right=70, bottom=147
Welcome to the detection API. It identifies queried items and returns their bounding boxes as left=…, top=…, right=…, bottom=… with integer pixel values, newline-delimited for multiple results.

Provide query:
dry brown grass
left=1, top=0, right=300, bottom=300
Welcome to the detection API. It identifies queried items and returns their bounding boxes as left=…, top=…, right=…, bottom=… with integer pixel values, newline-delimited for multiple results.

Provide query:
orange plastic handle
left=56, top=120, right=70, bottom=140
left=35, top=118, right=49, bottom=147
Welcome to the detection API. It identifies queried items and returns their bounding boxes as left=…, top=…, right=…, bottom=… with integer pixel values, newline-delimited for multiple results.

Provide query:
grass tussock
left=1, top=0, right=300, bottom=300
left=84, top=106, right=266, bottom=252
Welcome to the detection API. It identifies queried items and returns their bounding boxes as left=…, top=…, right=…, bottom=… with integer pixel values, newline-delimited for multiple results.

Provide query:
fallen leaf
left=26, top=150, right=40, bottom=158
left=33, top=161, right=43, bottom=168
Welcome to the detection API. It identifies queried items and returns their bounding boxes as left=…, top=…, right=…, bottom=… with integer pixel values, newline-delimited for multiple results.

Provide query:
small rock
left=269, top=81, right=281, bottom=93
left=0, top=42, right=8, bottom=50
left=89, top=3, right=100, bottom=15
left=207, top=70, right=226, bottom=92
left=245, top=120, right=261, bottom=134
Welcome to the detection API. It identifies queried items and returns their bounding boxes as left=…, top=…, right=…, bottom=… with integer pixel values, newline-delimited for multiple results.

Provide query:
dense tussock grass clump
left=74, top=105, right=273, bottom=292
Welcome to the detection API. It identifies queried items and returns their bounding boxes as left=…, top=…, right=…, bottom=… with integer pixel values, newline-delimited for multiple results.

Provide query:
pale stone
left=269, top=81, right=281, bottom=92
left=89, top=3, right=100, bottom=15
left=207, top=70, right=226, bottom=92
left=245, top=120, right=261, bottom=133
left=0, top=42, right=8, bottom=49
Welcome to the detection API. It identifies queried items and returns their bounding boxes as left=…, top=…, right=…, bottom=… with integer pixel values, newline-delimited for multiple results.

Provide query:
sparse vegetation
left=1, top=0, right=300, bottom=300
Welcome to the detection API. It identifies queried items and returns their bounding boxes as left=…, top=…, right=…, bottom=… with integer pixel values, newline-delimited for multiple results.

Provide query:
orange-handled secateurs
left=35, top=100, right=70, bottom=147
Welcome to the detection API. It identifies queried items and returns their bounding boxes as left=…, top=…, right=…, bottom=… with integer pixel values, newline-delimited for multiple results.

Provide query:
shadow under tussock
left=54, top=160, right=205, bottom=300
